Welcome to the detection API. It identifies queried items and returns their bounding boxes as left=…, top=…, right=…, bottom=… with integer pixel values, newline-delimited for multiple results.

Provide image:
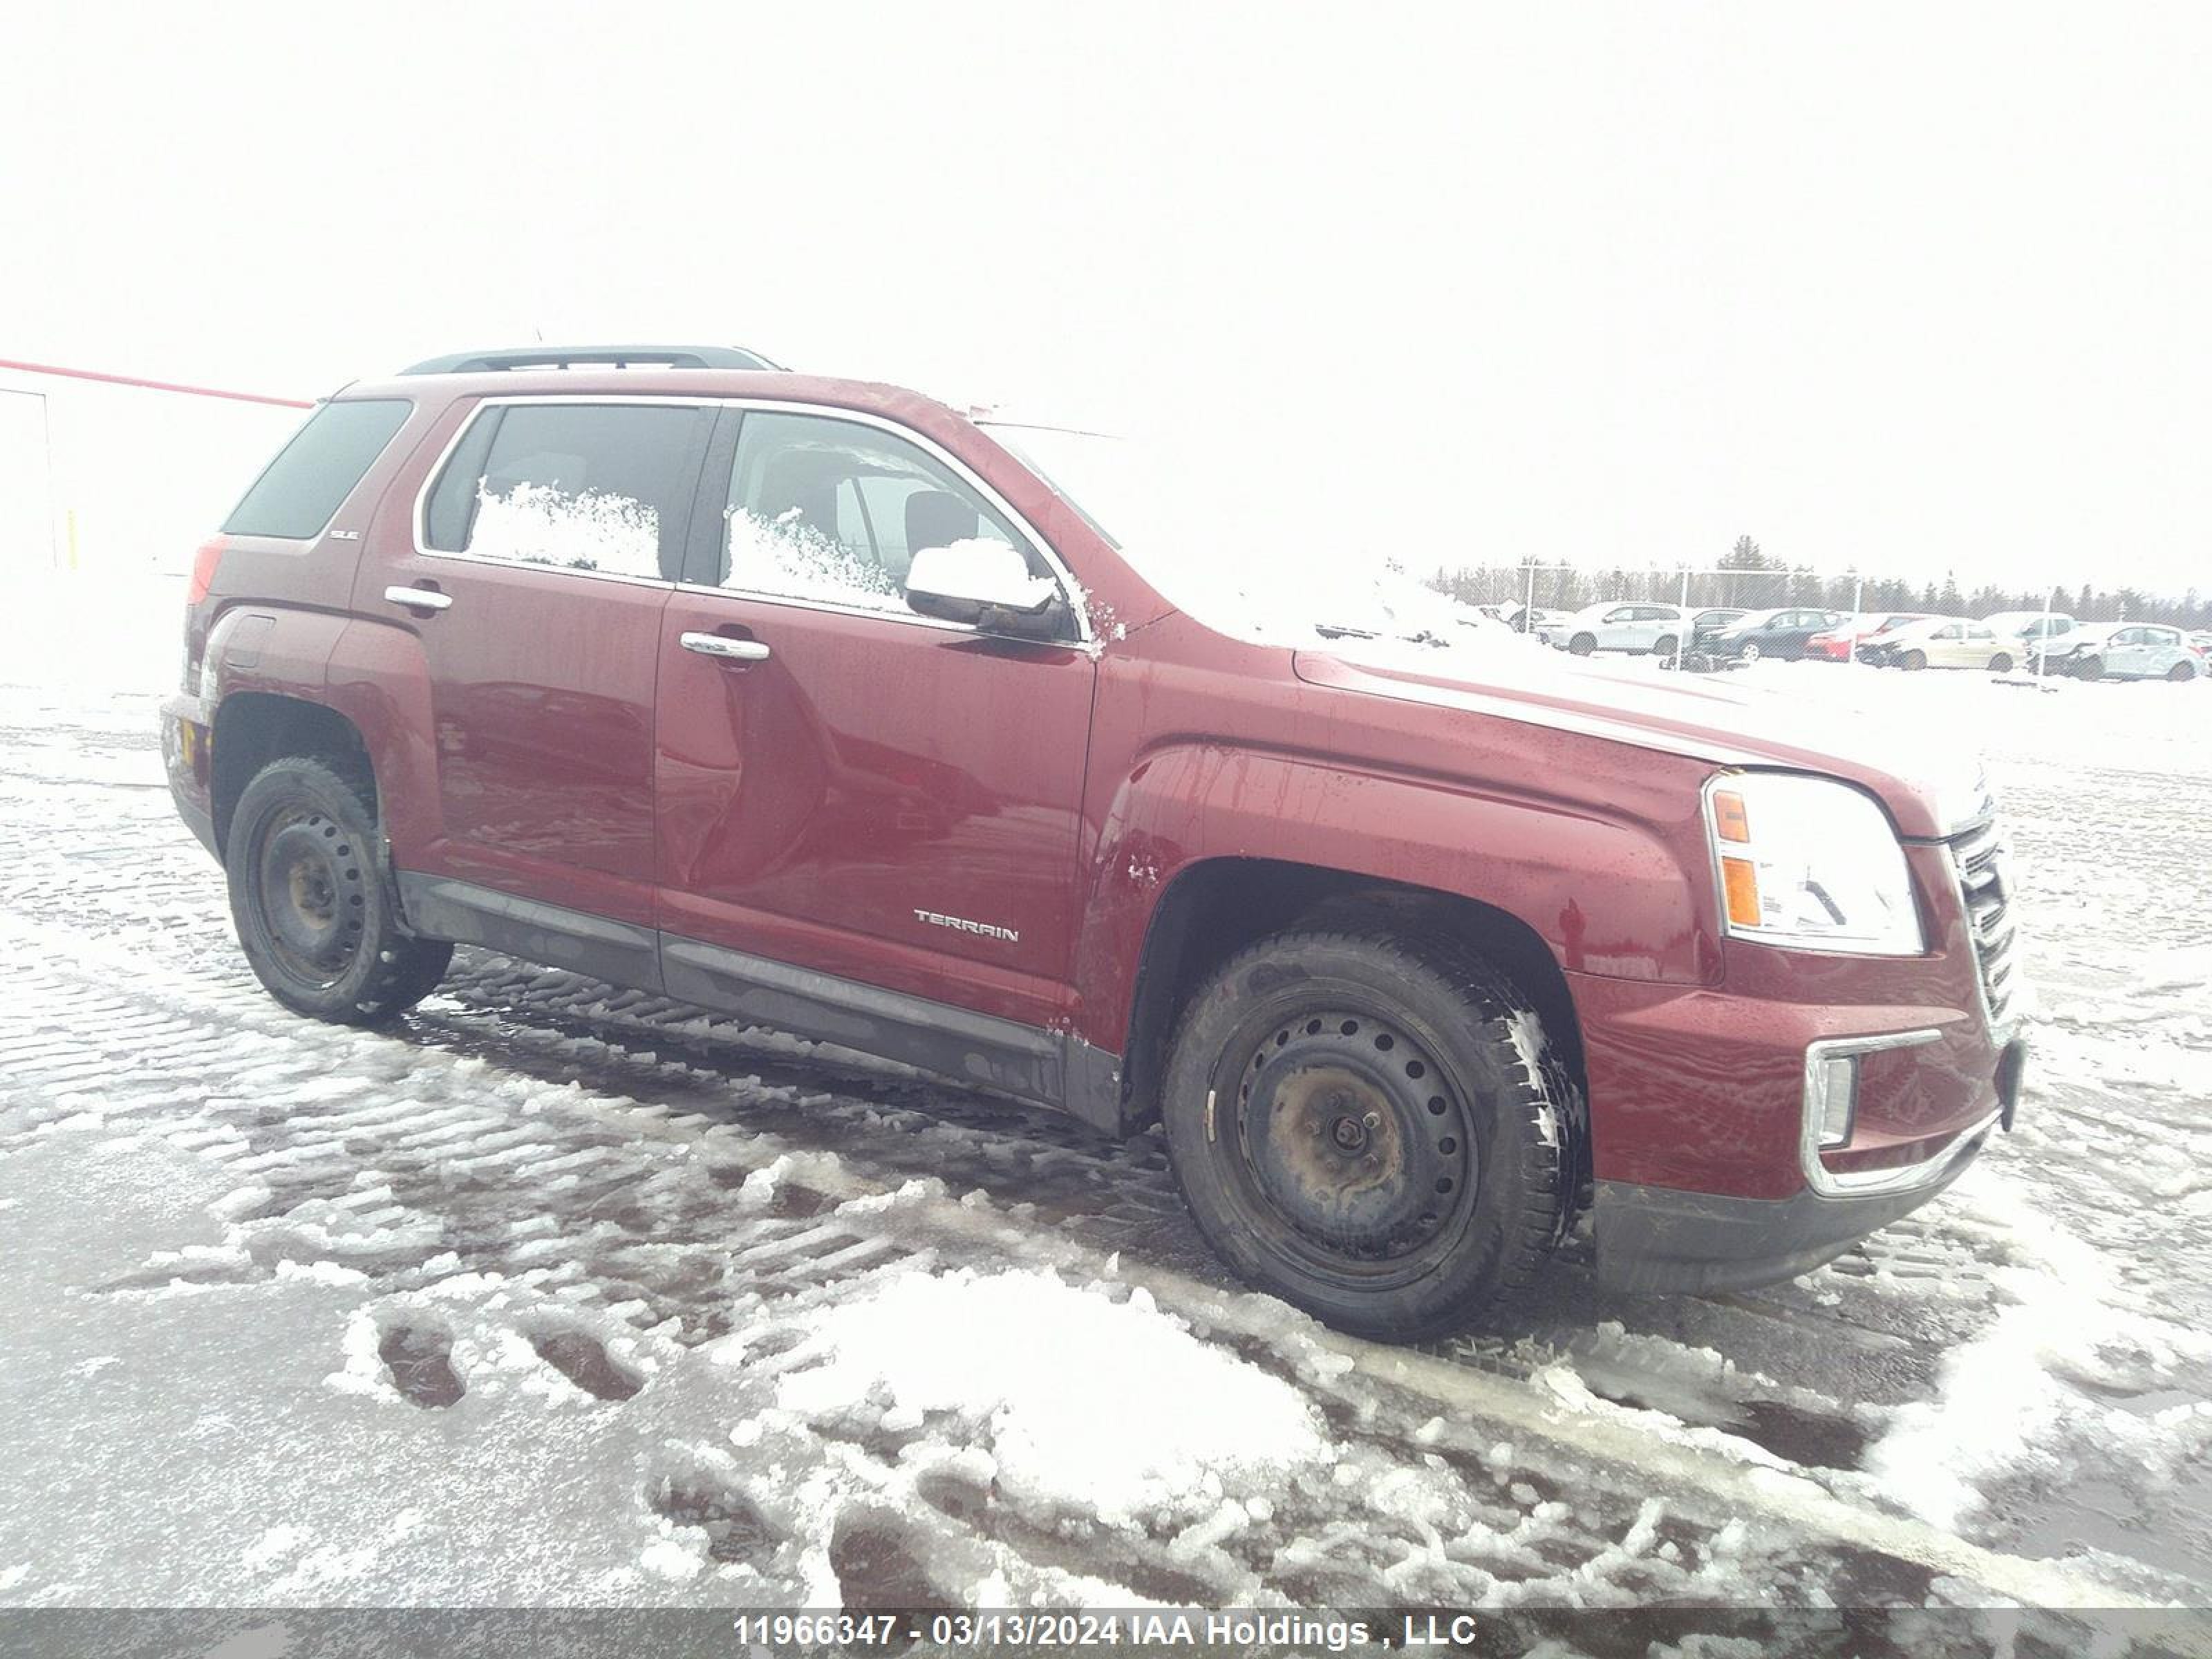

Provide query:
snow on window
left=726, top=505, right=903, bottom=608
left=468, top=480, right=661, bottom=579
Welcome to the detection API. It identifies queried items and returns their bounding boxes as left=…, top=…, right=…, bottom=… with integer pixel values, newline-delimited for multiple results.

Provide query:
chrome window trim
left=671, top=581, right=1000, bottom=638
left=406, top=393, right=1092, bottom=644
left=1797, top=1029, right=1991, bottom=1198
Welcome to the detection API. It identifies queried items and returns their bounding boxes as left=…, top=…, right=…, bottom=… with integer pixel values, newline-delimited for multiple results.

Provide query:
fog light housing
left=1814, top=1054, right=1857, bottom=1149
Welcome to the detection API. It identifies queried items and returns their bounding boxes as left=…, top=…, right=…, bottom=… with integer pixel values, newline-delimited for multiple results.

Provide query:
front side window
left=717, top=412, right=1049, bottom=615
left=422, top=402, right=708, bottom=581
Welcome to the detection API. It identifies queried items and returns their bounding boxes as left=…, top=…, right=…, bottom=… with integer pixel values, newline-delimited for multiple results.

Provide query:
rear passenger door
left=355, top=397, right=712, bottom=941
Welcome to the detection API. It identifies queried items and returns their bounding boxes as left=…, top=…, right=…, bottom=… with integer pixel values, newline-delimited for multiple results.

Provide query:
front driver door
left=655, top=406, right=1096, bottom=1038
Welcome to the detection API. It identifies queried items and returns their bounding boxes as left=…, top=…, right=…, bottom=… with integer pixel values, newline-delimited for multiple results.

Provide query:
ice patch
left=776, top=1268, right=1326, bottom=1524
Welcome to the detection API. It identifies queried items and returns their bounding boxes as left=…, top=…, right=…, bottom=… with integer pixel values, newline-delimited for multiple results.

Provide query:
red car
left=1808, top=612, right=1931, bottom=662
left=162, top=345, right=2028, bottom=1340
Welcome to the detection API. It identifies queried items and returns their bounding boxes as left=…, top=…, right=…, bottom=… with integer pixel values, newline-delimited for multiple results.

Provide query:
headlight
left=1703, top=774, right=1925, bottom=956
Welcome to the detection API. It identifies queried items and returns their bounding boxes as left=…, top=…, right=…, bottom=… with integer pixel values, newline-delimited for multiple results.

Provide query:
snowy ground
left=1, top=577, right=2209, bottom=1639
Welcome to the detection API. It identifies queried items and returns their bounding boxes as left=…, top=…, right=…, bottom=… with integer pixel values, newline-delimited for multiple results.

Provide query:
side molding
left=397, top=873, right=1127, bottom=1136
left=397, top=874, right=663, bottom=991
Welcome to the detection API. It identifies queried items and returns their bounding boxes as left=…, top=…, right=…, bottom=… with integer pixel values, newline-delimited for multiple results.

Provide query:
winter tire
left=1740, top=641, right=1762, bottom=664
left=1568, top=634, right=1596, bottom=656
left=1161, top=930, right=1572, bottom=1342
left=1653, top=634, right=1678, bottom=659
left=2075, top=655, right=2103, bottom=681
left=227, top=756, right=453, bottom=1026
left=1902, top=649, right=1927, bottom=671
left=1989, top=653, right=2013, bottom=672
left=2167, top=661, right=2195, bottom=682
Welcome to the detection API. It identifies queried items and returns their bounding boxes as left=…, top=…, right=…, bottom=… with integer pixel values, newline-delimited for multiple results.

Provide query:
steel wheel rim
left=1213, top=1001, right=1481, bottom=1287
left=250, top=805, right=368, bottom=988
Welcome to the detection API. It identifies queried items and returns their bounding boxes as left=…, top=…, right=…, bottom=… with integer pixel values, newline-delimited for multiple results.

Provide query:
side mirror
left=905, top=540, right=1068, bottom=641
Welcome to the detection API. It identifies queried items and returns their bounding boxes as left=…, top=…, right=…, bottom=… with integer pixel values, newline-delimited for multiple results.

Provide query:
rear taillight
left=186, top=538, right=226, bottom=607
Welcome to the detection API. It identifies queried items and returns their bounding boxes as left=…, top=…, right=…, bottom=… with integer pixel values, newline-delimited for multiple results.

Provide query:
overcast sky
left=3, top=2, right=2206, bottom=594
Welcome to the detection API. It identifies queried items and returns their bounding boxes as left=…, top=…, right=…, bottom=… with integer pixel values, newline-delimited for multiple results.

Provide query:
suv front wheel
left=227, top=756, right=452, bottom=1025
left=1162, top=930, right=1571, bottom=1341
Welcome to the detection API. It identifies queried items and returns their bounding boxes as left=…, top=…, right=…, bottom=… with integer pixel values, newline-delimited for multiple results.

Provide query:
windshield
left=984, top=421, right=1534, bottom=660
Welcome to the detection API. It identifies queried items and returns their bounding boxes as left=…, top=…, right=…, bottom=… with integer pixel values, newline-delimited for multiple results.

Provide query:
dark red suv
left=162, top=344, right=2029, bottom=1340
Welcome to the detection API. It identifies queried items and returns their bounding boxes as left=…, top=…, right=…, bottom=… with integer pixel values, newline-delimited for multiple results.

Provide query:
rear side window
left=222, top=400, right=413, bottom=538
left=421, top=402, right=708, bottom=581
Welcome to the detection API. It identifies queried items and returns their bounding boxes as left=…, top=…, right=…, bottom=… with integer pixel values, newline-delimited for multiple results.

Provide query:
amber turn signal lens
left=1712, top=789, right=1751, bottom=843
left=1722, top=856, right=1762, bottom=926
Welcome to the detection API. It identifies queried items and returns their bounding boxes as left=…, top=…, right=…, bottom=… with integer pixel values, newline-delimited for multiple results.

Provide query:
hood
left=1290, top=648, right=1987, bottom=840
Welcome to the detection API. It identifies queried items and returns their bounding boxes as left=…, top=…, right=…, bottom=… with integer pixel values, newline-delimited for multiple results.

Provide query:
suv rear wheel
left=227, top=757, right=452, bottom=1025
left=1161, top=930, right=1570, bottom=1341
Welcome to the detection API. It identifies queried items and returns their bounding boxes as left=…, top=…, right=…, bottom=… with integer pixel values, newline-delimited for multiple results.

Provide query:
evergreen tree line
left=1427, top=536, right=2211, bottom=630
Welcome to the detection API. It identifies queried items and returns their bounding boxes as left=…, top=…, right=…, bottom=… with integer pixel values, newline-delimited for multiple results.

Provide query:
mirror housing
left=904, top=540, right=1069, bottom=641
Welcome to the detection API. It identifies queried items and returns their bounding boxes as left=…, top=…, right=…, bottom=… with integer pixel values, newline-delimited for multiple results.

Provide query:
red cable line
left=0, top=357, right=312, bottom=409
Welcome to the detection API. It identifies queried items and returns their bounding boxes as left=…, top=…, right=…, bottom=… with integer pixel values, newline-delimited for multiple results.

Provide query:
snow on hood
left=982, top=422, right=1985, bottom=832
left=1291, top=644, right=1991, bottom=838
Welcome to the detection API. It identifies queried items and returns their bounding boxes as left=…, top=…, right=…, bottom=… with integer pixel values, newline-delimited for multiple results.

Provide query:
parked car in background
left=1982, top=610, right=2078, bottom=647
left=1808, top=612, right=1930, bottom=663
left=2030, top=622, right=2204, bottom=681
left=1867, top=617, right=2018, bottom=671
left=1709, top=608, right=1847, bottom=663
left=1536, top=601, right=1687, bottom=656
left=2188, top=631, right=2211, bottom=664
left=1855, top=615, right=1940, bottom=665
left=1685, top=607, right=1749, bottom=648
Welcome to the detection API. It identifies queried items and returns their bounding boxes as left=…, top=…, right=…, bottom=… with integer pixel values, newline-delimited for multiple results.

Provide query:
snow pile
left=469, top=481, right=659, bottom=579
left=776, top=1267, right=1327, bottom=1524
left=1859, top=1171, right=2209, bottom=1533
left=906, top=536, right=1051, bottom=606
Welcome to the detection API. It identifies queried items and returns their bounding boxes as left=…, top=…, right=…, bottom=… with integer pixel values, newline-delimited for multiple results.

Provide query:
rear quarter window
left=222, top=399, right=413, bottom=539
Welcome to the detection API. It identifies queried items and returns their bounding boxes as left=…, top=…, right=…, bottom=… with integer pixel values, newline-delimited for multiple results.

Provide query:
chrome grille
left=1948, top=818, right=2023, bottom=1030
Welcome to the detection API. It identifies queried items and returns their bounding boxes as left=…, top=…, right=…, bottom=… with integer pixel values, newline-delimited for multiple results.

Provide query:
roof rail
left=399, top=344, right=783, bottom=375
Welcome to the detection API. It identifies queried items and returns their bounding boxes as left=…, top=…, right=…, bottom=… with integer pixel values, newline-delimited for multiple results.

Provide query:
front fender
left=1073, top=741, right=1715, bottom=1053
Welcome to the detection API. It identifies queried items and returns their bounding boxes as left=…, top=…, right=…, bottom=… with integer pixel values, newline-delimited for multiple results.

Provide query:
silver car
left=1537, top=601, right=1688, bottom=657
left=2030, top=622, right=2203, bottom=682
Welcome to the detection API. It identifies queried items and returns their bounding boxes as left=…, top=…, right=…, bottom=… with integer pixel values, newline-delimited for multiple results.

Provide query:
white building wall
left=0, top=364, right=310, bottom=577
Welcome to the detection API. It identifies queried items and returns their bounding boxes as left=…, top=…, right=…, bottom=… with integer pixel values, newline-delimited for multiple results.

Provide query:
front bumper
left=1591, top=1107, right=1998, bottom=1293
left=1571, top=825, right=2029, bottom=1291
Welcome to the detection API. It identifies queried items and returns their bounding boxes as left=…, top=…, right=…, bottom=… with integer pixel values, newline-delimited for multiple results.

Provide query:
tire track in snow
left=0, top=915, right=2187, bottom=1617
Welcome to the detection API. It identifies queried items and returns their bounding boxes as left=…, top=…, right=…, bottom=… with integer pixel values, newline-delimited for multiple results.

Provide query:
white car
left=1864, top=617, right=2019, bottom=671
left=1537, top=601, right=1688, bottom=657
left=2030, top=622, right=2203, bottom=681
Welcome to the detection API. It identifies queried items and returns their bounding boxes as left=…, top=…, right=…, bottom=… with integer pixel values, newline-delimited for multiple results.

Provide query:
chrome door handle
left=385, top=585, right=453, bottom=612
left=679, top=632, right=771, bottom=662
